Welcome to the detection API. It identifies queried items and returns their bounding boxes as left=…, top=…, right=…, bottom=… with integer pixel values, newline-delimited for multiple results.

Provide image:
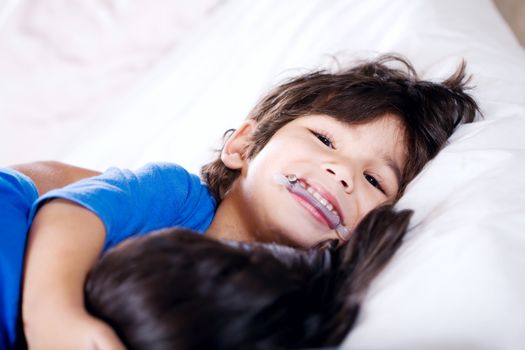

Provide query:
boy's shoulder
left=135, top=162, right=193, bottom=175
left=126, top=162, right=205, bottom=189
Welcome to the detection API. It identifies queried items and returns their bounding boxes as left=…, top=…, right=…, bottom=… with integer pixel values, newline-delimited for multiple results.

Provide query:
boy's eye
left=312, top=131, right=335, bottom=149
left=364, top=173, right=385, bottom=193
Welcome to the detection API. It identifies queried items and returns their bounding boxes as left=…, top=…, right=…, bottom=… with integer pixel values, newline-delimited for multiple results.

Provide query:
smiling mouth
left=295, top=180, right=342, bottom=226
left=291, top=191, right=335, bottom=228
left=275, top=175, right=342, bottom=227
left=273, top=174, right=351, bottom=240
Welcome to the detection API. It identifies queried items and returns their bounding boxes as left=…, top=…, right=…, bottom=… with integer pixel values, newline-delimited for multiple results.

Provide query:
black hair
left=85, top=205, right=412, bottom=350
left=202, top=54, right=479, bottom=201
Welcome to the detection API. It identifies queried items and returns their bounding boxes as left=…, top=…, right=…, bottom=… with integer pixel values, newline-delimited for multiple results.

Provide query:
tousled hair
left=85, top=205, right=412, bottom=350
left=201, top=54, right=479, bottom=201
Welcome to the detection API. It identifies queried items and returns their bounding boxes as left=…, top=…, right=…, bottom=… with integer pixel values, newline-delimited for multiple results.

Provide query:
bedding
left=1, top=0, right=524, bottom=348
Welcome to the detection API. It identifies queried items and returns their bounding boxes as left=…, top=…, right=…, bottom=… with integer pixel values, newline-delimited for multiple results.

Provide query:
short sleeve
left=30, top=163, right=217, bottom=251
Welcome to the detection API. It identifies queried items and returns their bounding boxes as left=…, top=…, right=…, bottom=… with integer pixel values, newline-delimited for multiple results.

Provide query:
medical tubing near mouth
left=272, top=174, right=350, bottom=240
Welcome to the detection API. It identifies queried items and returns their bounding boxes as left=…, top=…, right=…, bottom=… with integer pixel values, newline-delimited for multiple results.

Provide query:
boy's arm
left=21, top=163, right=213, bottom=349
left=22, top=199, right=125, bottom=350
left=10, top=161, right=101, bottom=195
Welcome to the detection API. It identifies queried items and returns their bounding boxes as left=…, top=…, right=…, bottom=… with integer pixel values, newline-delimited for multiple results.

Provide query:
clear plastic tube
left=273, top=174, right=350, bottom=240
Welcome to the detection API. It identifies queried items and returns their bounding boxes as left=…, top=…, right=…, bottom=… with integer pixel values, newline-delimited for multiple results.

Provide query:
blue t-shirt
left=1, top=162, right=216, bottom=349
left=32, top=162, right=217, bottom=252
left=0, top=168, right=38, bottom=349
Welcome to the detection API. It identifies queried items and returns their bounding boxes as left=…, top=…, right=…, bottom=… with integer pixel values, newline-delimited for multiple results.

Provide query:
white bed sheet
left=1, top=0, right=525, bottom=348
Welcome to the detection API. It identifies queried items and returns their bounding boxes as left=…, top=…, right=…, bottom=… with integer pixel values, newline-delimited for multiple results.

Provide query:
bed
left=1, top=0, right=524, bottom=348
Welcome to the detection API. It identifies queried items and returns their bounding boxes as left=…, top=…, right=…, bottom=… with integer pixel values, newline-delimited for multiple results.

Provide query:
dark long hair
left=85, top=205, right=413, bottom=350
left=202, top=54, right=479, bottom=201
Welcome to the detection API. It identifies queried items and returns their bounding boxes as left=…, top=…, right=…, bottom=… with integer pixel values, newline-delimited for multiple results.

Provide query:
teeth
left=298, top=180, right=339, bottom=217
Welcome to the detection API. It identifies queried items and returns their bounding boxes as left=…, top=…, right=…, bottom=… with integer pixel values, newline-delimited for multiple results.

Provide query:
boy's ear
left=221, top=120, right=256, bottom=170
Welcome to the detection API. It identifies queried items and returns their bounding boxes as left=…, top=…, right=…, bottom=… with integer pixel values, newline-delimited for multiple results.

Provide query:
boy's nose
left=325, top=167, right=353, bottom=192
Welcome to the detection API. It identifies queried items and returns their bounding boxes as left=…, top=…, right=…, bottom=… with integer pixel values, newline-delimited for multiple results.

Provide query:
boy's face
left=217, top=114, right=407, bottom=247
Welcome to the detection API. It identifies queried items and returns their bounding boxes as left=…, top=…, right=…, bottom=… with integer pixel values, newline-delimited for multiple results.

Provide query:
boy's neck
left=204, top=190, right=255, bottom=242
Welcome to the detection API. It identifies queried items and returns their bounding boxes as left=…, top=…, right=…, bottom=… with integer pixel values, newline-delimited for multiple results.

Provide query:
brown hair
left=202, top=54, right=479, bottom=201
left=85, top=205, right=412, bottom=350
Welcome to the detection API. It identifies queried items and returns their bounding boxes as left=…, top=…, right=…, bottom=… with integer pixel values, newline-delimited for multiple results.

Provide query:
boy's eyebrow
left=383, top=154, right=402, bottom=188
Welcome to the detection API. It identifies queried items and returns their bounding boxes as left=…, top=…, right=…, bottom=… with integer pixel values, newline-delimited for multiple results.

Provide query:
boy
left=85, top=206, right=412, bottom=350
left=16, top=55, right=478, bottom=349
